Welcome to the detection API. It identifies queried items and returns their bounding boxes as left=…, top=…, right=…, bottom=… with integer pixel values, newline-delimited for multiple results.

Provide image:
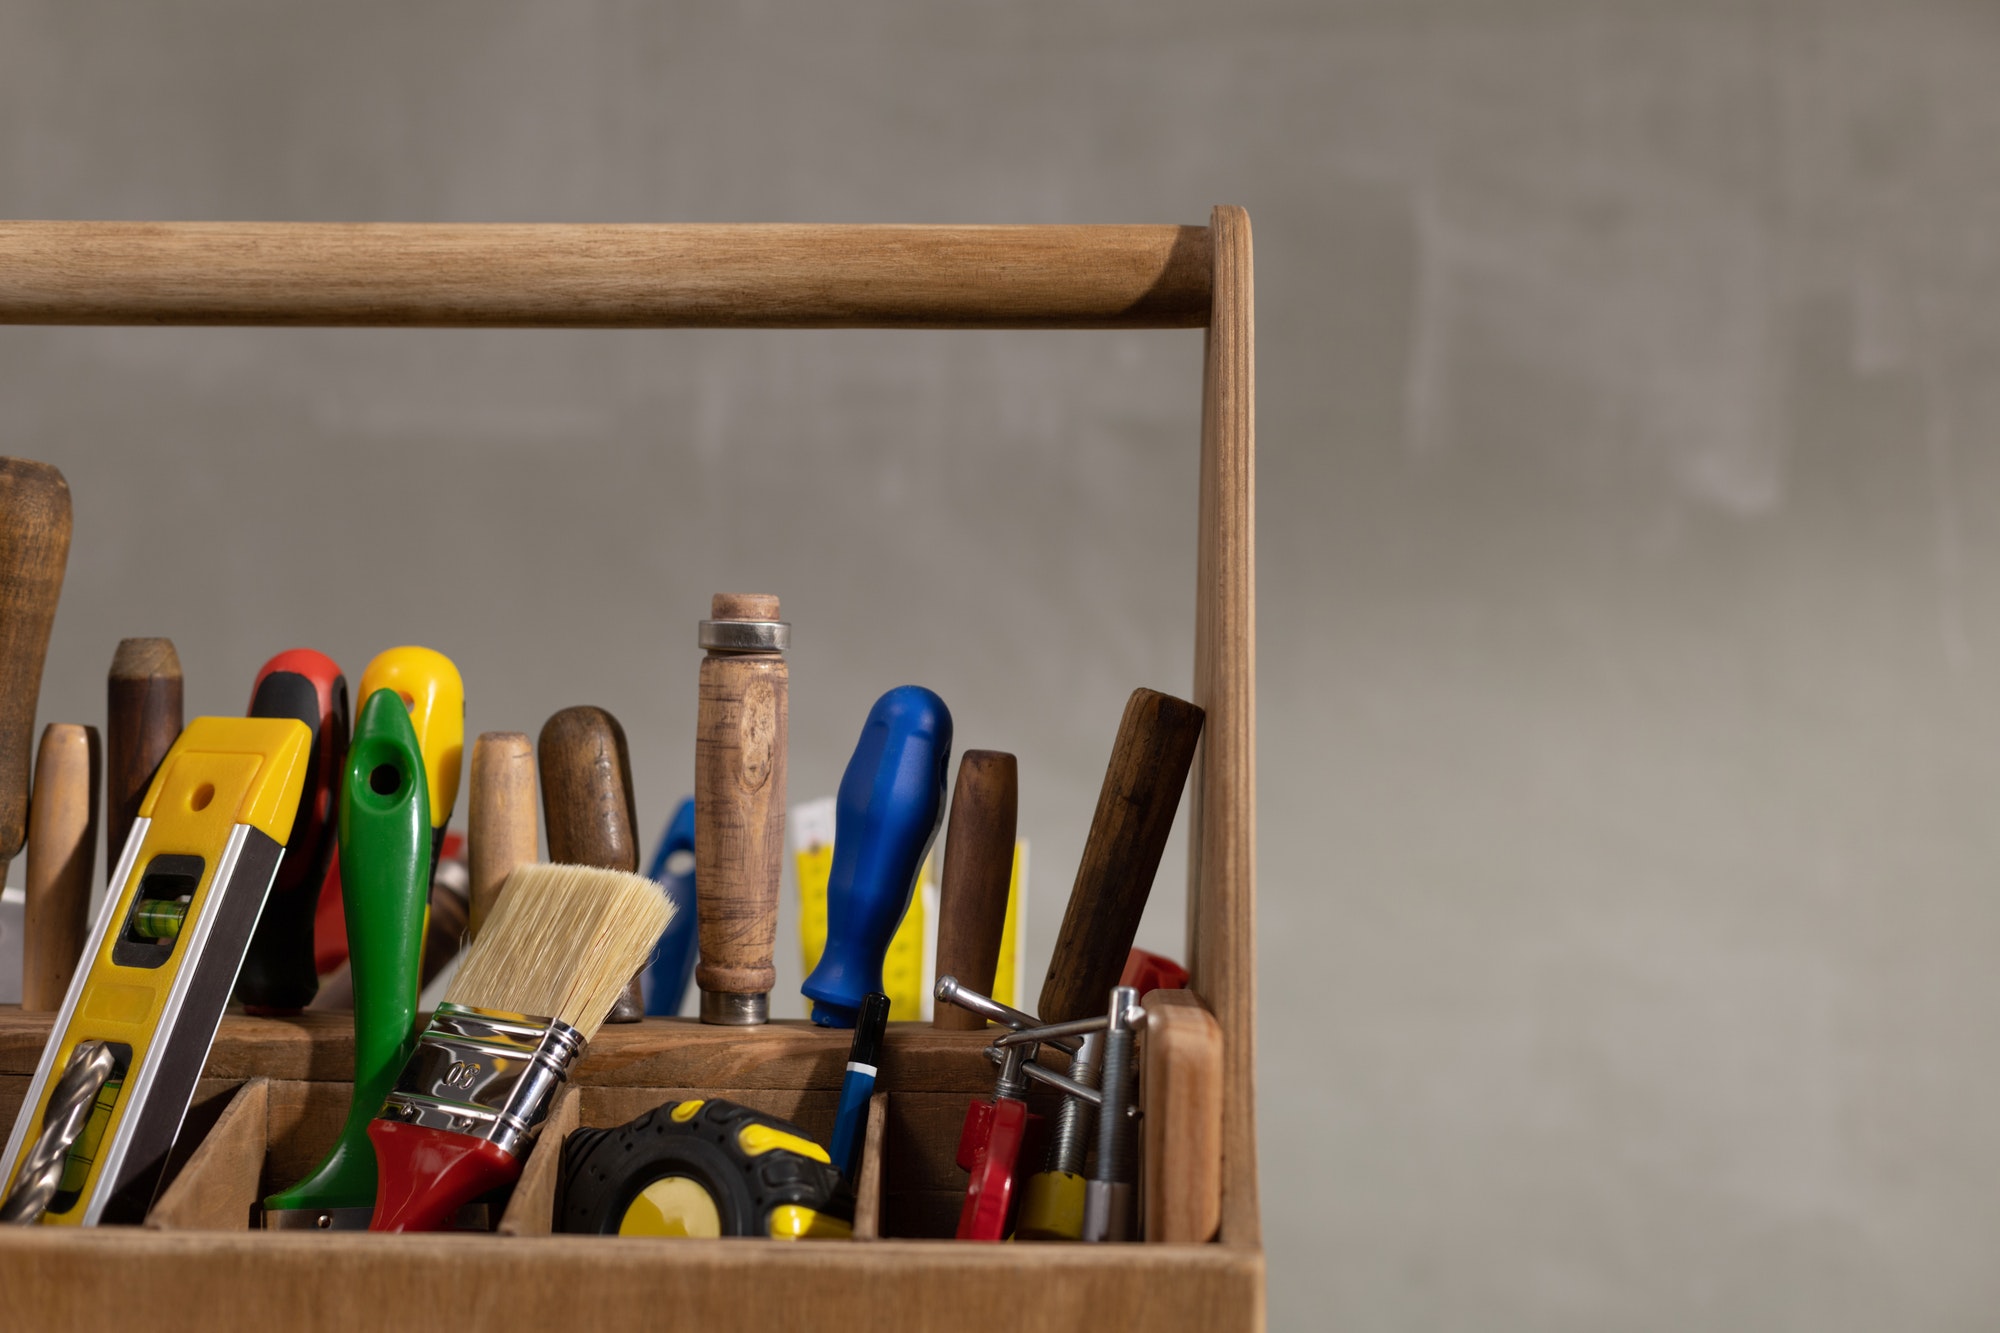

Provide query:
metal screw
left=1082, top=987, right=1140, bottom=1242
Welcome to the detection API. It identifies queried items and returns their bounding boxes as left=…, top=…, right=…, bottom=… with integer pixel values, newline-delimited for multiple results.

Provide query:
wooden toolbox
left=0, top=209, right=1259, bottom=1330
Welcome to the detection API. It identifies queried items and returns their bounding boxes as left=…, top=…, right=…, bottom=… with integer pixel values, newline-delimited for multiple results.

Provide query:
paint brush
left=365, top=862, right=671, bottom=1232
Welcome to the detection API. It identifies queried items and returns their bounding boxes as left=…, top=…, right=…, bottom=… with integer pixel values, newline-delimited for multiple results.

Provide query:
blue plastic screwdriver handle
left=641, top=797, right=699, bottom=1016
left=801, top=686, right=953, bottom=1027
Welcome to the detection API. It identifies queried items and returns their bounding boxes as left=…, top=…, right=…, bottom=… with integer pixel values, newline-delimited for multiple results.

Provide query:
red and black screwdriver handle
left=235, top=648, right=350, bottom=1013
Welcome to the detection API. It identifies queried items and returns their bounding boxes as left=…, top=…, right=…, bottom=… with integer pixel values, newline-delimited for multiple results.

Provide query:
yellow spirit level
left=0, top=717, right=311, bottom=1225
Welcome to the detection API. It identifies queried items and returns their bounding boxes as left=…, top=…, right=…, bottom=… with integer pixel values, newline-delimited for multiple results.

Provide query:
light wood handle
left=1038, top=688, right=1205, bottom=1025
left=467, top=732, right=537, bottom=938
left=0, top=458, right=72, bottom=871
left=1140, top=989, right=1223, bottom=1243
left=106, top=636, right=182, bottom=880
left=933, top=751, right=1018, bottom=1031
left=694, top=593, right=787, bottom=1001
left=538, top=707, right=644, bottom=1019
left=22, top=723, right=99, bottom=1010
left=0, top=223, right=1211, bottom=330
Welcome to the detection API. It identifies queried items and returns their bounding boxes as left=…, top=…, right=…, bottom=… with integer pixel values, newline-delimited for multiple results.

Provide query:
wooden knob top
left=110, top=637, right=182, bottom=680
left=711, top=593, right=780, bottom=621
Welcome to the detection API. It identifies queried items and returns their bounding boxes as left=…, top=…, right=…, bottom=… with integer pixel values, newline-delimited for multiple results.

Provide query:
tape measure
left=556, top=1099, right=853, bottom=1240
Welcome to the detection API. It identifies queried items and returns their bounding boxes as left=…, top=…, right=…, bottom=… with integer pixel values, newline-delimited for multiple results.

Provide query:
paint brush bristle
left=443, top=863, right=671, bottom=1040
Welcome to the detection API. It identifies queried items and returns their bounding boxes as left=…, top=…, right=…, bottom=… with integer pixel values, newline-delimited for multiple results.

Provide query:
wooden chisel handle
left=933, top=750, right=1018, bottom=1030
left=694, top=592, right=788, bottom=1025
left=0, top=458, right=72, bottom=877
left=106, top=637, right=182, bottom=879
left=22, top=723, right=99, bottom=1010
left=1037, top=688, right=1205, bottom=1025
left=539, top=706, right=645, bottom=1021
left=468, top=732, right=537, bottom=938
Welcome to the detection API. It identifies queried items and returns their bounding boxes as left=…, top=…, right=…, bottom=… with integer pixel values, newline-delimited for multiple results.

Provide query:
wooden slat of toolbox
left=0, top=210, right=1260, bottom=1327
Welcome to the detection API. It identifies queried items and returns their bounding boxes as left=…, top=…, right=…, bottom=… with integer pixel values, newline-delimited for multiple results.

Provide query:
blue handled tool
left=829, top=992, right=889, bottom=1182
left=801, top=686, right=952, bottom=1028
left=641, top=797, right=699, bottom=1016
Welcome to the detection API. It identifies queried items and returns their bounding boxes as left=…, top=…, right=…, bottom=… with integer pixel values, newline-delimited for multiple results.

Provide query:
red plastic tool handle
left=366, top=1120, right=521, bottom=1232
left=955, top=1096, right=1030, bottom=1241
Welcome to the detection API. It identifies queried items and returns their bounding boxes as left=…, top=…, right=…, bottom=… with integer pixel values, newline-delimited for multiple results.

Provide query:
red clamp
left=956, top=1096, right=1030, bottom=1240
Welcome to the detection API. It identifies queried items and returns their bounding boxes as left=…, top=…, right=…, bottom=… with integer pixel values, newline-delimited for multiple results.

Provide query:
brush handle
left=468, top=732, right=537, bottom=938
left=106, top=637, right=182, bottom=881
left=1037, top=689, right=1205, bottom=1025
left=367, top=1121, right=520, bottom=1232
left=266, top=687, right=431, bottom=1217
left=933, top=751, right=1018, bottom=1031
left=694, top=593, right=788, bottom=1023
left=539, top=706, right=644, bottom=1021
left=236, top=649, right=349, bottom=1013
left=22, top=724, right=99, bottom=1010
left=0, top=459, right=71, bottom=877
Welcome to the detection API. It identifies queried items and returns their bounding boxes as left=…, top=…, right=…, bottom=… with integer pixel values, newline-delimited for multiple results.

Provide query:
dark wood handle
left=538, top=707, right=639, bottom=871
left=538, top=706, right=644, bottom=1020
left=933, top=750, right=1018, bottom=1030
left=1037, top=688, right=1205, bottom=1024
left=22, top=723, right=99, bottom=1009
left=468, top=732, right=537, bottom=938
left=0, top=458, right=72, bottom=868
left=106, top=636, right=182, bottom=879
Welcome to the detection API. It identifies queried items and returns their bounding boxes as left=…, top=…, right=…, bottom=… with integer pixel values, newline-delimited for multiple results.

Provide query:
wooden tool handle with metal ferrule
left=933, top=750, right=1018, bottom=1031
left=538, top=706, right=644, bottom=1020
left=105, top=637, right=182, bottom=880
left=694, top=593, right=788, bottom=1025
left=468, top=732, right=537, bottom=938
left=0, top=458, right=71, bottom=877
left=1037, top=688, right=1205, bottom=1025
left=21, top=724, right=99, bottom=1010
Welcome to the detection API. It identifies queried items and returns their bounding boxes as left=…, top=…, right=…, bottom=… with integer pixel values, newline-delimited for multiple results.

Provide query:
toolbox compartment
left=0, top=211, right=1259, bottom=1330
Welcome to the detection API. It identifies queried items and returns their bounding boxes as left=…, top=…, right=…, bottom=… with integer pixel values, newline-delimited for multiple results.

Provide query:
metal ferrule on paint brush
left=375, top=1003, right=585, bottom=1160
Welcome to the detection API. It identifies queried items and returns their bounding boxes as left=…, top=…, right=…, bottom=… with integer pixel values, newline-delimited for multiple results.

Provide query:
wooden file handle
left=539, top=707, right=640, bottom=871
left=539, top=706, right=644, bottom=1020
left=694, top=593, right=788, bottom=1006
left=22, top=724, right=99, bottom=1010
left=1037, top=688, right=1205, bottom=1025
left=106, top=636, right=182, bottom=879
left=467, top=732, right=537, bottom=938
left=0, top=458, right=72, bottom=872
left=933, top=750, right=1018, bottom=1030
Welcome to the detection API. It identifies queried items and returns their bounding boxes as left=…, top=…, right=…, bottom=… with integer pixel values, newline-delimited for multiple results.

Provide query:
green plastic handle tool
left=261, top=687, right=431, bottom=1229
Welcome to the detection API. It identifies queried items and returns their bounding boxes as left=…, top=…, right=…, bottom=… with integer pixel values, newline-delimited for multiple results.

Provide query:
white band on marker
left=846, top=1061, right=878, bottom=1077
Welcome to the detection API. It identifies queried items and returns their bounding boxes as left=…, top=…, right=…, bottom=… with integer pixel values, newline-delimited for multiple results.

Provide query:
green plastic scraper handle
left=262, top=687, right=431, bottom=1226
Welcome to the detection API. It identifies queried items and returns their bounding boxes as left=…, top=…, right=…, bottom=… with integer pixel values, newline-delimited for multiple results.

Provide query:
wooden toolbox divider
left=0, top=209, right=1259, bottom=1330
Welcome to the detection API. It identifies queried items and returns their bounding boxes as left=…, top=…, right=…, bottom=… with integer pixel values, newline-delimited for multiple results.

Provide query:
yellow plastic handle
left=357, top=646, right=464, bottom=831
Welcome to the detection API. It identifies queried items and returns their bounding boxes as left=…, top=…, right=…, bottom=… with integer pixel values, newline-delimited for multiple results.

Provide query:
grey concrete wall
left=6, top=2, right=2000, bottom=1327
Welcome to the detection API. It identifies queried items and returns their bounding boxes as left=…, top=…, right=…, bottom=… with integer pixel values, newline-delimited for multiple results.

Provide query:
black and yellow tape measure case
left=556, top=1099, right=853, bottom=1240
